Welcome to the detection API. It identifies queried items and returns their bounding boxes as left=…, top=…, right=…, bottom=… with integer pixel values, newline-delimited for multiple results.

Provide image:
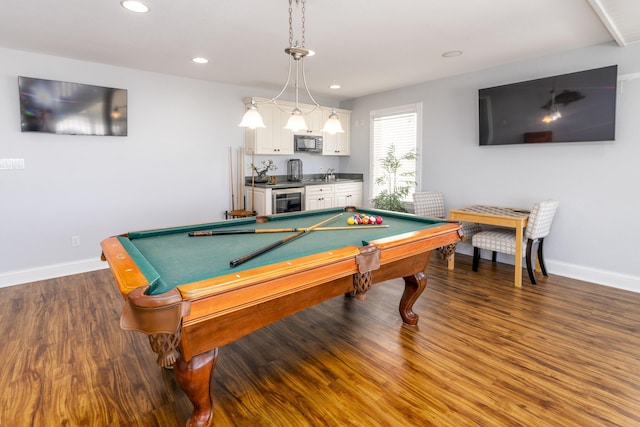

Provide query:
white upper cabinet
left=244, top=98, right=350, bottom=156
left=244, top=100, right=293, bottom=155
left=292, top=107, right=324, bottom=136
left=321, top=108, right=351, bottom=156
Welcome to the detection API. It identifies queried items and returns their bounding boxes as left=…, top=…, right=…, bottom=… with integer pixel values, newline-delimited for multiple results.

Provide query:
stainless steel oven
left=272, top=187, right=305, bottom=214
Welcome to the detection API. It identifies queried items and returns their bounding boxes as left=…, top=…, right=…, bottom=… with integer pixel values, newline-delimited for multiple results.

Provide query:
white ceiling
left=0, top=0, right=636, bottom=100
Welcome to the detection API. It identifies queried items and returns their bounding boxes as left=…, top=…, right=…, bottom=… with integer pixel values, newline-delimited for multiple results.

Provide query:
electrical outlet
left=71, top=236, right=80, bottom=247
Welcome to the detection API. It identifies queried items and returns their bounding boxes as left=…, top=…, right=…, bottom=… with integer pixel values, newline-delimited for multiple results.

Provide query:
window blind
left=371, top=111, right=417, bottom=199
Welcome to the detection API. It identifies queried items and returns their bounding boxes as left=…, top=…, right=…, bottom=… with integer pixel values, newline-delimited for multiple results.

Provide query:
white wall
left=340, top=42, right=640, bottom=293
left=3, top=42, right=639, bottom=293
left=0, top=47, right=340, bottom=286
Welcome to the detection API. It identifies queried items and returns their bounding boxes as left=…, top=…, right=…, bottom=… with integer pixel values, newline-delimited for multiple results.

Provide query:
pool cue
left=229, top=147, right=235, bottom=211
left=251, top=152, right=255, bottom=213
left=229, top=213, right=342, bottom=268
left=240, top=147, right=245, bottom=210
left=237, top=147, right=242, bottom=210
left=190, top=225, right=388, bottom=236
left=227, top=147, right=254, bottom=218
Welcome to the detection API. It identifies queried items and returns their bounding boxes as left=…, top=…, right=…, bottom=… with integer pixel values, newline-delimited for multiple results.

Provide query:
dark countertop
left=245, top=173, right=363, bottom=189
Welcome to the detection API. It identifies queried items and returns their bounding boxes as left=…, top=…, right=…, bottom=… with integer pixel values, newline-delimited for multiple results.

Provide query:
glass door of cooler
left=272, top=188, right=305, bottom=214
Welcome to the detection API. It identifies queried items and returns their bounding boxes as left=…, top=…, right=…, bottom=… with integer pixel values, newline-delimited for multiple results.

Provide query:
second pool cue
left=190, top=225, right=388, bottom=236
left=229, top=147, right=235, bottom=211
left=229, top=213, right=342, bottom=268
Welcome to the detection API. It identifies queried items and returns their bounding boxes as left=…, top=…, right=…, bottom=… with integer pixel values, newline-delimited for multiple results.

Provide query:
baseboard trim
left=0, top=259, right=108, bottom=289
left=546, top=260, right=640, bottom=294
left=457, top=242, right=640, bottom=293
left=2, top=252, right=639, bottom=294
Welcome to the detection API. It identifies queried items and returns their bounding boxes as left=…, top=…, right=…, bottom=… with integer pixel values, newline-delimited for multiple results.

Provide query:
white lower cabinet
left=334, top=182, right=362, bottom=207
left=244, top=186, right=271, bottom=216
left=245, top=182, right=362, bottom=215
left=305, top=184, right=334, bottom=210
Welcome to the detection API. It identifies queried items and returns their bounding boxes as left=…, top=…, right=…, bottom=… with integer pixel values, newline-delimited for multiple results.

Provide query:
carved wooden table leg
left=174, top=348, right=219, bottom=427
left=398, top=271, right=427, bottom=325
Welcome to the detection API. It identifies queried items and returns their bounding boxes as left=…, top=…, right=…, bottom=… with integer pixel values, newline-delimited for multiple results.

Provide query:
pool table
left=100, top=207, right=460, bottom=427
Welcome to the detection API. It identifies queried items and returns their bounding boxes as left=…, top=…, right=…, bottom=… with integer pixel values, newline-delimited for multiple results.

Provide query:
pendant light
left=322, top=107, right=344, bottom=134
left=239, top=0, right=343, bottom=133
left=238, top=98, right=265, bottom=129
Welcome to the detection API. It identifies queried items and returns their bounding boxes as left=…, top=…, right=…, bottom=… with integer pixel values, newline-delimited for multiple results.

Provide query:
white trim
left=0, top=259, right=108, bottom=289
left=457, top=242, right=640, bottom=293
left=1, top=253, right=638, bottom=295
left=585, top=0, right=626, bottom=46
left=370, top=103, right=422, bottom=119
left=546, top=260, right=640, bottom=294
left=618, top=72, right=640, bottom=81
left=415, top=102, right=423, bottom=189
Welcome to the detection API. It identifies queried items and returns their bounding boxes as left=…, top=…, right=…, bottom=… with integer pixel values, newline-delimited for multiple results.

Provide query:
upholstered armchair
left=471, top=199, right=559, bottom=284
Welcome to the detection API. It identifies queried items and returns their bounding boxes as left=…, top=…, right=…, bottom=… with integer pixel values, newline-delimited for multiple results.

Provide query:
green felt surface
left=125, top=208, right=445, bottom=295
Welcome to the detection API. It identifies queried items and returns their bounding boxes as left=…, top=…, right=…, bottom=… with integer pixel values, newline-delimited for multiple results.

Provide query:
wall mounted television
left=18, top=76, right=128, bottom=136
left=478, top=65, right=617, bottom=146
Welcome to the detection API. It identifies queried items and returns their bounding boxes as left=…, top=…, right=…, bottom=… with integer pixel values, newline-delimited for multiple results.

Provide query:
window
left=370, top=103, right=422, bottom=205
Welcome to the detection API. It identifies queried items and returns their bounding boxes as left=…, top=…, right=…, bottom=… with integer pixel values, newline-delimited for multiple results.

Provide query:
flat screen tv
left=478, top=65, right=617, bottom=146
left=18, top=76, right=127, bottom=136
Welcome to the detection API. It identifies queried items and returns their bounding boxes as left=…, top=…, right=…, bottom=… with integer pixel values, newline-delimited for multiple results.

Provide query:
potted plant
left=371, top=144, right=416, bottom=212
left=251, top=160, right=277, bottom=183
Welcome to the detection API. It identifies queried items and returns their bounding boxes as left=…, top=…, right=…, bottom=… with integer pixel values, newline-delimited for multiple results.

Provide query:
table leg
left=447, top=252, right=455, bottom=270
left=399, top=271, right=427, bottom=325
left=174, top=348, right=219, bottom=427
left=437, top=242, right=457, bottom=271
left=514, top=225, right=523, bottom=288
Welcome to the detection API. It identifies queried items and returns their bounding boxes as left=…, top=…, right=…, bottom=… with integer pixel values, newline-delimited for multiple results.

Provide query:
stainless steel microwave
left=294, top=135, right=323, bottom=153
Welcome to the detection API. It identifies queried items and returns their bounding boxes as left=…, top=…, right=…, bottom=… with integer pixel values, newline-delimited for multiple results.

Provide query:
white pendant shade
left=284, top=110, right=308, bottom=132
left=322, top=109, right=344, bottom=134
left=238, top=107, right=265, bottom=129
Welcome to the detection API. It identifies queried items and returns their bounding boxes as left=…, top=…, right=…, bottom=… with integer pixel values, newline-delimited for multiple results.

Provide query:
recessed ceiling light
left=192, top=57, right=209, bottom=64
left=120, top=1, right=149, bottom=13
left=442, top=50, right=463, bottom=58
left=329, top=84, right=341, bottom=90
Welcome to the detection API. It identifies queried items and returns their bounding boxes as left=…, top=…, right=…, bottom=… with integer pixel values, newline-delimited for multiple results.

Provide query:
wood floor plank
left=1, top=254, right=639, bottom=426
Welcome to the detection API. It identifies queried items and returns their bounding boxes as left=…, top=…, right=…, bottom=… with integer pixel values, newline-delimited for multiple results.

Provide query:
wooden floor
left=2, top=254, right=640, bottom=426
